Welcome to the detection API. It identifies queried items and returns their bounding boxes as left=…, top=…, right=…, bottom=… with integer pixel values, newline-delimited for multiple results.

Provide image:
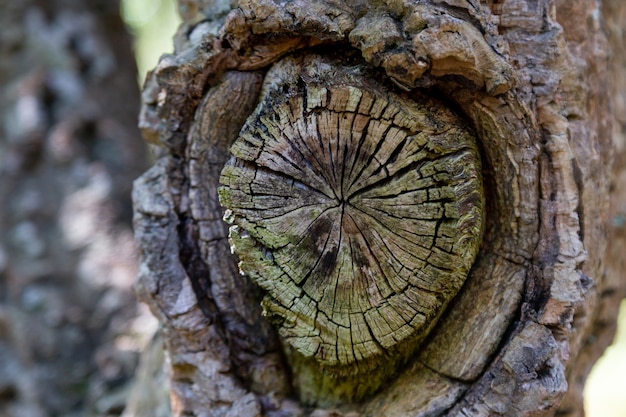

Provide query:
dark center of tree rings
left=218, top=58, right=483, bottom=404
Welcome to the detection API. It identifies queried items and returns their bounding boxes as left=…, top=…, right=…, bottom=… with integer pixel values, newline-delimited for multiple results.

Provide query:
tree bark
left=133, top=0, right=626, bottom=416
left=0, top=1, right=149, bottom=416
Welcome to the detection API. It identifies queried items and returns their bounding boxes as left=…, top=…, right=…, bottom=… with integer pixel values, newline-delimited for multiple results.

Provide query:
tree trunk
left=133, top=0, right=626, bottom=416
left=0, top=1, right=149, bottom=416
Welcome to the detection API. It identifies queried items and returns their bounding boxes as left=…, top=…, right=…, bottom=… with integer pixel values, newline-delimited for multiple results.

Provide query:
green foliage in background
left=120, top=0, right=180, bottom=84
left=585, top=301, right=626, bottom=417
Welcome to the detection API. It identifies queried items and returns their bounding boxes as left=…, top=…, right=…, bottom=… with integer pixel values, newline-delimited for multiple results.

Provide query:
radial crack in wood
left=218, top=56, right=484, bottom=404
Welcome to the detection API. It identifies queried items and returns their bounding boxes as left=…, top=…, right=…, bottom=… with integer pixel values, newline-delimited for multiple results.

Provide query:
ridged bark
left=133, top=1, right=626, bottom=416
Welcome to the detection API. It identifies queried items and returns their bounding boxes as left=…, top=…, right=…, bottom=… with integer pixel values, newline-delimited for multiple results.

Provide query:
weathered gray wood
left=218, top=55, right=483, bottom=402
left=133, top=0, right=626, bottom=416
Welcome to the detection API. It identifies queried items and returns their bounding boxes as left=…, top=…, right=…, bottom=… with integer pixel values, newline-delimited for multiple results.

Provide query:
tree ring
left=219, top=59, right=483, bottom=376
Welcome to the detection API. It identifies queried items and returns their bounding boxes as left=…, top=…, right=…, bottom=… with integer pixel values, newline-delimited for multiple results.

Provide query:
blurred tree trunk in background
left=0, top=1, right=150, bottom=416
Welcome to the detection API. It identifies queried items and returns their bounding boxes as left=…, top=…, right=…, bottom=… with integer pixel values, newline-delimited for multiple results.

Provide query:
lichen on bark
left=218, top=54, right=483, bottom=402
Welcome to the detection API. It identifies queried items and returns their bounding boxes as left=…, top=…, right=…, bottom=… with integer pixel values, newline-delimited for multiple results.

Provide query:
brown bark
left=133, top=0, right=626, bottom=416
left=218, top=60, right=484, bottom=404
left=0, top=1, right=149, bottom=416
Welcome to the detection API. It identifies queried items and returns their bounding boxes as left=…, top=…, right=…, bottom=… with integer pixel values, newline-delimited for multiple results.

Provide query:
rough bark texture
left=133, top=0, right=626, bottom=416
left=0, top=1, right=150, bottom=416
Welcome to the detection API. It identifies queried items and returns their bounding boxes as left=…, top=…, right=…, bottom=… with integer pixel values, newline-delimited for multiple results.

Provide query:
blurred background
left=120, top=0, right=180, bottom=86
left=585, top=301, right=626, bottom=416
